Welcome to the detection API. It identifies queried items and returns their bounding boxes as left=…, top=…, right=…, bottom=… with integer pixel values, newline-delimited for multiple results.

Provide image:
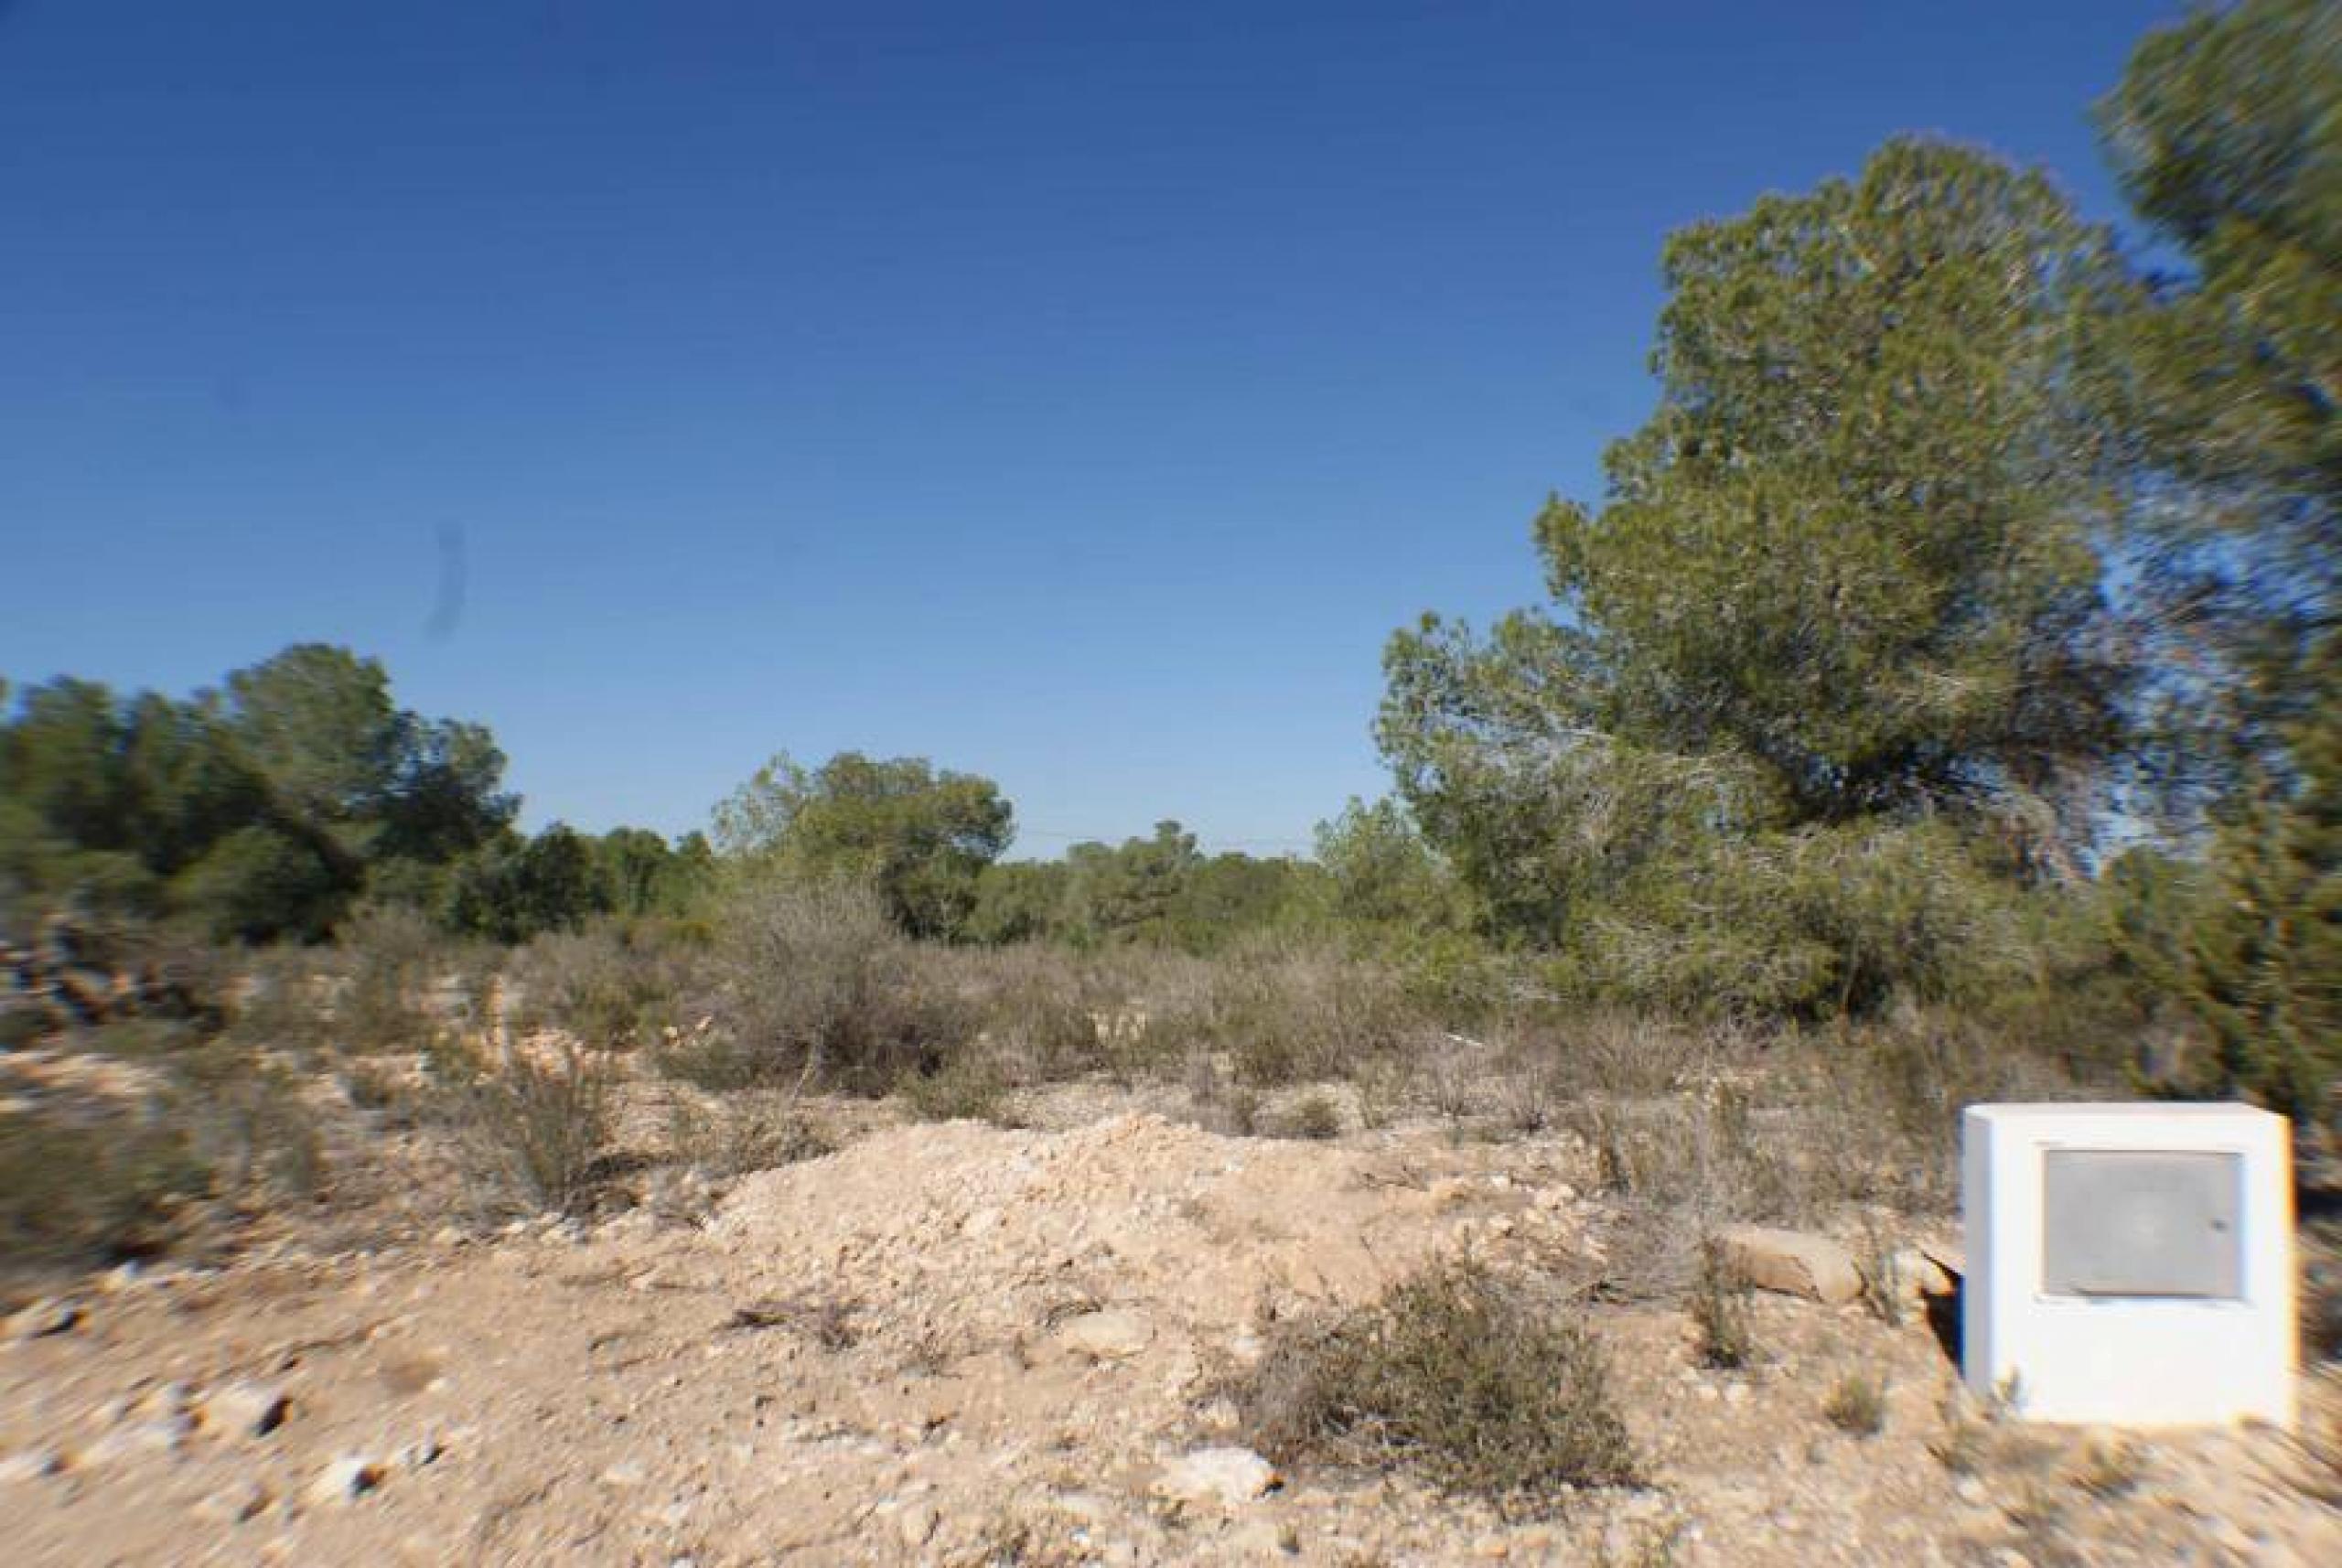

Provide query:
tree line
left=4, top=2, right=2335, bottom=1122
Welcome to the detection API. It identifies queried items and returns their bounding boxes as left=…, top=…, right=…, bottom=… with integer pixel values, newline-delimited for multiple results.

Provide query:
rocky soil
left=4, top=1100, right=2337, bottom=1565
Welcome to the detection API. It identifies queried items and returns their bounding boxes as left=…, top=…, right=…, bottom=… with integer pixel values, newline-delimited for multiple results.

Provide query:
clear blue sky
left=1, top=0, right=2175, bottom=855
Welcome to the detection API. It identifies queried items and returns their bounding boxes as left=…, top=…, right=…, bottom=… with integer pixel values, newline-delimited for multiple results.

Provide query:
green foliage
left=2096, top=0, right=2340, bottom=655
left=1307, top=797, right=1478, bottom=943
left=2167, top=637, right=2342, bottom=1123
left=1379, top=140, right=2133, bottom=1014
left=714, top=752, right=1012, bottom=940
left=1062, top=820, right=1203, bottom=946
left=0, top=644, right=516, bottom=943
left=2090, top=4, right=2341, bottom=1122
left=969, top=833, right=1320, bottom=955
left=964, top=859, right=1074, bottom=945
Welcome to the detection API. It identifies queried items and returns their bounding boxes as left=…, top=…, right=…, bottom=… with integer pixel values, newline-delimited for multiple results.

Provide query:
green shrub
left=1236, top=1260, right=1638, bottom=1508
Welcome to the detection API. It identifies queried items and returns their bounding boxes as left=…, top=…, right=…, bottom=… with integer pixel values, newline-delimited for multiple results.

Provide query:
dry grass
left=1689, top=1235, right=1757, bottom=1369
left=682, top=878, right=973, bottom=1094
left=431, top=1040, right=617, bottom=1217
left=1823, top=1370, right=1888, bottom=1436
left=664, top=1090, right=836, bottom=1177
left=1235, top=1260, right=1638, bottom=1510
left=0, top=1100, right=207, bottom=1294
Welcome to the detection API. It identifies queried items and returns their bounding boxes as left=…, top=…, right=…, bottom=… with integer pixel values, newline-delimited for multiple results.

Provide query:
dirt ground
left=3, top=1093, right=2338, bottom=1566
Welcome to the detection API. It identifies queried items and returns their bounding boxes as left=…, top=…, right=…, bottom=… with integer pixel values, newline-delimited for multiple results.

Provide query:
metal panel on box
left=2041, top=1149, right=2242, bottom=1299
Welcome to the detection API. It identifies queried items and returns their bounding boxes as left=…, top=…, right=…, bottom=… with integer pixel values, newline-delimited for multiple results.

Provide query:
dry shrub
left=684, top=877, right=972, bottom=1093
left=1689, top=1235, right=1756, bottom=1369
left=898, top=1049, right=1014, bottom=1124
left=221, top=945, right=338, bottom=1058
left=432, top=1040, right=616, bottom=1217
left=665, top=1091, right=835, bottom=1177
left=330, top=902, right=483, bottom=1055
left=1236, top=1260, right=1638, bottom=1509
left=1824, top=1370, right=1889, bottom=1436
left=951, top=942, right=1125, bottom=1080
left=1149, top=943, right=1434, bottom=1088
left=510, top=922, right=699, bottom=1050
left=0, top=1100, right=208, bottom=1290
left=164, top=1041, right=322, bottom=1202
left=1281, top=1088, right=1344, bottom=1141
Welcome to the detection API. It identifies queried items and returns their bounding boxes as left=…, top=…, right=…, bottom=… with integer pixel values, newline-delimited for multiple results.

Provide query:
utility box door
left=2041, top=1149, right=2242, bottom=1299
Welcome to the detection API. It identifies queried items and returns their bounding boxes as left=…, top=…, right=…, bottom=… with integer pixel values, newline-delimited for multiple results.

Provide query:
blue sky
left=1, top=0, right=2175, bottom=854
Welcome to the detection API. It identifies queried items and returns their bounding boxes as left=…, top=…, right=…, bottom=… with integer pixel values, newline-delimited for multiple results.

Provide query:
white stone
left=199, top=1380, right=291, bottom=1439
left=1153, top=1446, right=1277, bottom=1508
left=1715, top=1226, right=1863, bottom=1305
left=82, top=1416, right=191, bottom=1464
left=1963, top=1102, right=2294, bottom=1427
left=194, top=1478, right=272, bottom=1524
left=305, top=1455, right=382, bottom=1507
left=4, top=1297, right=80, bottom=1341
left=0, top=1448, right=64, bottom=1483
left=1055, top=1308, right=1153, bottom=1361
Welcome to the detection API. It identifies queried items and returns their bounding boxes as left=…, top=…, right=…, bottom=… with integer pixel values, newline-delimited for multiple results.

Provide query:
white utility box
left=1962, top=1102, right=2294, bottom=1427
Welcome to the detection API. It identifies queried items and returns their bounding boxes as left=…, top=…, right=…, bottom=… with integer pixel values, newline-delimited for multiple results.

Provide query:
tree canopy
left=713, top=752, right=1014, bottom=940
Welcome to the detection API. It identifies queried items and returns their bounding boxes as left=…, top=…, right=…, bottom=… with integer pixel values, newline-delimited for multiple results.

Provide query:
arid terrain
left=5, top=1054, right=2337, bottom=1568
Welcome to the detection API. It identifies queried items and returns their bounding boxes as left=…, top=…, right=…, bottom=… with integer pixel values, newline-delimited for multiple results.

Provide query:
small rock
left=1153, top=1446, right=1278, bottom=1509
left=0, top=1448, right=65, bottom=1483
left=306, top=1455, right=383, bottom=1507
left=82, top=1415, right=193, bottom=1465
left=199, top=1380, right=291, bottom=1440
left=1472, top=1535, right=1510, bottom=1559
left=602, top=1458, right=648, bottom=1487
left=1714, top=1226, right=1863, bottom=1305
left=136, top=1380, right=197, bottom=1419
left=1883, top=1248, right=1957, bottom=1301
left=5, top=1297, right=81, bottom=1342
left=896, top=1503, right=940, bottom=1549
left=194, top=1478, right=273, bottom=1524
left=394, top=1435, right=443, bottom=1470
left=1056, top=1308, right=1154, bottom=1362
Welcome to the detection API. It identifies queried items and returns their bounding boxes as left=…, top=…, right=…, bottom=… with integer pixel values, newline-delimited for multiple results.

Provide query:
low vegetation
left=1234, top=1260, right=1639, bottom=1508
